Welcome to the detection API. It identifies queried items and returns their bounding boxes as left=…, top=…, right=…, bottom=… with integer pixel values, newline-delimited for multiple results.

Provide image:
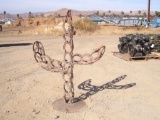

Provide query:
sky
left=0, top=0, right=160, bottom=14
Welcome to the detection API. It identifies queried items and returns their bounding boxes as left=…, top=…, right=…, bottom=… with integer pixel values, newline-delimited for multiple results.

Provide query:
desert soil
left=0, top=33, right=160, bottom=120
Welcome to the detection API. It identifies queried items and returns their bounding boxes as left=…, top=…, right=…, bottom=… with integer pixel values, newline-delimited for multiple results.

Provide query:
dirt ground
left=0, top=33, right=160, bottom=120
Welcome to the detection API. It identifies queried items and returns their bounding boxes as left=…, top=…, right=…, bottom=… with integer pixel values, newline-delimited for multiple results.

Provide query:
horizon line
left=0, top=8, right=158, bottom=15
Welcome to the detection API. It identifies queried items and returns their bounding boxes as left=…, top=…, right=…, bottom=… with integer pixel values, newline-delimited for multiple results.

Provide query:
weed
left=74, top=18, right=99, bottom=32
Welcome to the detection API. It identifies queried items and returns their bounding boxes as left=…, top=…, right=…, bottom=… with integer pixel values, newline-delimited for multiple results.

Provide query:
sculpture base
left=52, top=98, right=86, bottom=113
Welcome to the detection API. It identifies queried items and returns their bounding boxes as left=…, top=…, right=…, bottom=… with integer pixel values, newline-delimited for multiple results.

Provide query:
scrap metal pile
left=118, top=34, right=160, bottom=57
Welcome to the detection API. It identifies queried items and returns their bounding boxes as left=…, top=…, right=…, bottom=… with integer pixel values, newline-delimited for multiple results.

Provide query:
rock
left=6, top=111, right=10, bottom=113
left=35, top=111, right=40, bottom=114
left=53, top=115, right=59, bottom=119
left=54, top=22, right=69, bottom=31
left=44, top=27, right=54, bottom=34
left=98, top=21, right=106, bottom=25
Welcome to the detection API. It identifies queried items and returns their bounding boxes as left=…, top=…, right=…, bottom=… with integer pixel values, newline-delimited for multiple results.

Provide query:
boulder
left=54, top=22, right=69, bottom=31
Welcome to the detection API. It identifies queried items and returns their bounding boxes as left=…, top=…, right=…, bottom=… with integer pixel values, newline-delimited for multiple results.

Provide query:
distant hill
left=46, top=8, right=156, bottom=16
left=0, top=8, right=156, bottom=19
left=0, top=13, right=17, bottom=19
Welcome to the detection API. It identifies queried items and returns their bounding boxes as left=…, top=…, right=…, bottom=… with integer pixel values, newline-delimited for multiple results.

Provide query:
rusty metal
left=147, top=0, right=150, bottom=26
left=52, top=98, right=86, bottom=113
left=62, top=10, right=75, bottom=103
left=33, top=10, right=105, bottom=105
left=73, top=46, right=105, bottom=65
left=33, top=41, right=63, bottom=73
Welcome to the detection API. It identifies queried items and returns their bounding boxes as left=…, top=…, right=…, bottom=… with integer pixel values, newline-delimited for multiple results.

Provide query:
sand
left=0, top=34, right=160, bottom=120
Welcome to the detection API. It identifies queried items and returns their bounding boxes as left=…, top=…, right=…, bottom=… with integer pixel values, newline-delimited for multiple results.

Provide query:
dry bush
left=13, top=19, right=22, bottom=26
left=72, top=16, right=81, bottom=23
left=74, top=18, right=99, bottom=32
left=41, top=18, right=56, bottom=25
left=34, top=21, right=40, bottom=26
left=91, top=25, right=160, bottom=35
left=27, top=18, right=34, bottom=25
left=11, top=17, right=56, bottom=27
left=9, top=16, right=160, bottom=36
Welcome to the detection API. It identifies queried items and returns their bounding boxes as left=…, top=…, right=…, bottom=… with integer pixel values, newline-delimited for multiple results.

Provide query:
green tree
left=28, top=11, right=32, bottom=18
left=130, top=11, right=132, bottom=16
left=4, top=11, right=6, bottom=21
left=96, top=11, right=99, bottom=15
left=143, top=12, right=147, bottom=17
left=17, top=14, right=20, bottom=19
left=121, top=11, right=124, bottom=16
left=155, top=11, right=160, bottom=17
left=112, top=13, right=116, bottom=17
left=138, top=10, right=141, bottom=16
left=108, top=10, right=111, bottom=14
left=103, top=12, right=105, bottom=17
left=79, top=14, right=82, bottom=18
left=155, top=11, right=158, bottom=16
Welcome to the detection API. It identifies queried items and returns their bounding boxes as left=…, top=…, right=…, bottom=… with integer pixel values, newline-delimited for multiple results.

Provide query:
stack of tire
left=149, top=34, right=160, bottom=52
left=118, top=34, right=155, bottom=57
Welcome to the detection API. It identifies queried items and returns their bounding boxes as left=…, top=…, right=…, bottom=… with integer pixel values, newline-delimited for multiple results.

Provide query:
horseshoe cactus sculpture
left=33, top=10, right=105, bottom=106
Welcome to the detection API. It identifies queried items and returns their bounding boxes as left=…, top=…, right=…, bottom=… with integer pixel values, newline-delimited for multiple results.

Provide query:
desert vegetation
left=1, top=9, right=160, bottom=36
left=155, top=11, right=160, bottom=17
left=74, top=18, right=99, bottom=32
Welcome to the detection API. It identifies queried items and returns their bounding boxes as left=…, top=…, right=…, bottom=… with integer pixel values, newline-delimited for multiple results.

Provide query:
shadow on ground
left=0, top=43, right=32, bottom=47
left=74, top=75, right=136, bottom=103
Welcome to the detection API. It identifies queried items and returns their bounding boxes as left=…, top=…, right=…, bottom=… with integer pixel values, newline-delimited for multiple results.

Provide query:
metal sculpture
left=33, top=10, right=105, bottom=112
left=147, top=0, right=151, bottom=26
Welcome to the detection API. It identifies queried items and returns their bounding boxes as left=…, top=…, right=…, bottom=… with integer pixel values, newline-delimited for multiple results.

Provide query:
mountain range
left=0, top=8, right=156, bottom=19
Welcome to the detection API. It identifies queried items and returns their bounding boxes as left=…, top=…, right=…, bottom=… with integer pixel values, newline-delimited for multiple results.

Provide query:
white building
left=0, top=18, right=14, bottom=22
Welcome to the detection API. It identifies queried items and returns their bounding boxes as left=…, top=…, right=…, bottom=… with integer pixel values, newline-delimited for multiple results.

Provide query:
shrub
left=74, top=18, right=99, bottom=32
left=0, top=21, right=5, bottom=24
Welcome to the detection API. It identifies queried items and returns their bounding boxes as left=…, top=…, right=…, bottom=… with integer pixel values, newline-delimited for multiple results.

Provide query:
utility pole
left=147, top=0, right=150, bottom=26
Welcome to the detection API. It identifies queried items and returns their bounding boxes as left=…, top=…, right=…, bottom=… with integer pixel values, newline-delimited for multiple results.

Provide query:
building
left=0, top=18, right=14, bottom=22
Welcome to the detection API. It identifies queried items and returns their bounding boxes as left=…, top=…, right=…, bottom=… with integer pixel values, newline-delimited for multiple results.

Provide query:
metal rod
left=147, top=0, right=150, bottom=26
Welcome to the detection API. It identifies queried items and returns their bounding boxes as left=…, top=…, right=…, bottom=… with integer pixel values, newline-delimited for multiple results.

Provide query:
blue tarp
left=88, top=17, right=103, bottom=22
left=156, top=18, right=160, bottom=27
left=150, top=18, right=160, bottom=28
left=150, top=20, right=158, bottom=28
left=88, top=17, right=160, bottom=28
